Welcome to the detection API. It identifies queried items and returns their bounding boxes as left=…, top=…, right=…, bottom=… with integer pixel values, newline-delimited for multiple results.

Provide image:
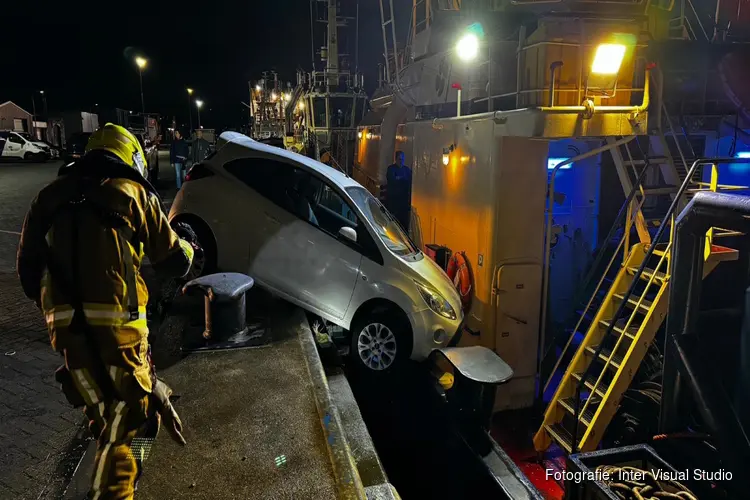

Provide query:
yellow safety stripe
left=44, top=305, right=147, bottom=329
left=45, top=308, right=75, bottom=326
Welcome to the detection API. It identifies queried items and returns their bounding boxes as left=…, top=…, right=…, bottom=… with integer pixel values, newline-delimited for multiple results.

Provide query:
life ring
left=446, top=251, right=473, bottom=312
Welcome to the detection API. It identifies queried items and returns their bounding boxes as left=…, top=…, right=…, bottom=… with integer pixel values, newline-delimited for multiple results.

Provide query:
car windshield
left=18, top=133, right=32, bottom=141
left=346, top=186, right=418, bottom=257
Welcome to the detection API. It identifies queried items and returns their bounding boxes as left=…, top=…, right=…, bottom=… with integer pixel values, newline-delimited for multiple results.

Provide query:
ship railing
left=468, top=38, right=649, bottom=110
left=310, top=70, right=361, bottom=90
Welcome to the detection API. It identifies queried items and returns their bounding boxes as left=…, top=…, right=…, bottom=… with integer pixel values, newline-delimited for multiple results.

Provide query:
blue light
left=548, top=157, right=572, bottom=170
left=730, top=151, right=750, bottom=173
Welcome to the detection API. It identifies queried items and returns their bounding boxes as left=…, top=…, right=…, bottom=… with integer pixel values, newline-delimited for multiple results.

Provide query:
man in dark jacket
left=382, top=151, right=412, bottom=230
left=170, top=130, right=189, bottom=189
left=190, top=130, right=211, bottom=167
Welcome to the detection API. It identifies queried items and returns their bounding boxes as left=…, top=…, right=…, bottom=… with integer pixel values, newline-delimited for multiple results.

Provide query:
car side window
left=9, top=134, right=24, bottom=144
left=224, top=157, right=299, bottom=213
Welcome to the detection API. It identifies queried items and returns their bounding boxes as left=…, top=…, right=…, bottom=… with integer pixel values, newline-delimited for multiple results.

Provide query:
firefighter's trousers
left=59, top=325, right=157, bottom=500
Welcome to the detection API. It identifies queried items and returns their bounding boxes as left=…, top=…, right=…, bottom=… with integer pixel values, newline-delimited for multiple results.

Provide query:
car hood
left=31, top=142, right=49, bottom=149
left=399, top=254, right=462, bottom=311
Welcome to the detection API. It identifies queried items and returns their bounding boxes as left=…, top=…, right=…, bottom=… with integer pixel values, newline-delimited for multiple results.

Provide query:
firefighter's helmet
left=86, top=123, right=148, bottom=177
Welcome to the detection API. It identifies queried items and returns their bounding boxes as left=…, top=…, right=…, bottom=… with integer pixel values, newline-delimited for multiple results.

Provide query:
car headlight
left=415, top=281, right=456, bottom=320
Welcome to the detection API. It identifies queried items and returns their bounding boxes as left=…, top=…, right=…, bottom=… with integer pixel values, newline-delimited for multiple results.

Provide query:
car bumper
left=408, top=308, right=465, bottom=361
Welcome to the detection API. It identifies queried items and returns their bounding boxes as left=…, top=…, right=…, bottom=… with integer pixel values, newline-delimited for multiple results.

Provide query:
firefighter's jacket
left=17, top=151, right=194, bottom=357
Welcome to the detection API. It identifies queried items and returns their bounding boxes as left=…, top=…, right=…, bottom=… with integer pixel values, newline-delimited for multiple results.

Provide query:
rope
left=595, top=465, right=697, bottom=500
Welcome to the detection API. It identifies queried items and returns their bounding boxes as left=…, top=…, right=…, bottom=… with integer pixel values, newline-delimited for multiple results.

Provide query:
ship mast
left=326, top=0, right=339, bottom=86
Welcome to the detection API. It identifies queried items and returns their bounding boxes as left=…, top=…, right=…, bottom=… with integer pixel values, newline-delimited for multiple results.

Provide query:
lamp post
left=196, top=100, right=204, bottom=129
left=187, top=88, right=194, bottom=133
left=135, top=56, right=148, bottom=114
left=39, top=90, right=48, bottom=118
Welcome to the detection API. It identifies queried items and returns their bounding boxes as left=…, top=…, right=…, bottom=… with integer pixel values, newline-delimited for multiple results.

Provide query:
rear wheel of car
left=350, top=307, right=412, bottom=374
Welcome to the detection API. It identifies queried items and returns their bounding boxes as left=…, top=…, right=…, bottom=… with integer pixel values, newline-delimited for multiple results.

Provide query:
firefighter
left=17, top=123, right=195, bottom=499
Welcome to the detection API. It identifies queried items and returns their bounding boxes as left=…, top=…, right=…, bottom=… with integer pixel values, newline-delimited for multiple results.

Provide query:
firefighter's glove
left=152, top=378, right=187, bottom=446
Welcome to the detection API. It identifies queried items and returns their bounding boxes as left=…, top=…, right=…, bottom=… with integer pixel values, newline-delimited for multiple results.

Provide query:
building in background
left=0, top=101, right=33, bottom=134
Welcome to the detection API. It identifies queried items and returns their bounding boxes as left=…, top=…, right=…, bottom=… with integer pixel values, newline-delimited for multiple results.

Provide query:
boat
left=353, top=1, right=750, bottom=498
left=274, top=0, right=369, bottom=171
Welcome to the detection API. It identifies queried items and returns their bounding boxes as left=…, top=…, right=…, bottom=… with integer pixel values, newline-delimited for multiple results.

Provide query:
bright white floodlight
left=456, top=33, right=479, bottom=62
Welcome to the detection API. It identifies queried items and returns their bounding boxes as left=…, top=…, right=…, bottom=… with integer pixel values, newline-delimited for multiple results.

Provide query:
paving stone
left=0, top=161, right=83, bottom=498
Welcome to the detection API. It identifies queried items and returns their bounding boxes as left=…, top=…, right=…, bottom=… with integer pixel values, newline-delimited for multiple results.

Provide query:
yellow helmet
left=86, top=123, right=148, bottom=177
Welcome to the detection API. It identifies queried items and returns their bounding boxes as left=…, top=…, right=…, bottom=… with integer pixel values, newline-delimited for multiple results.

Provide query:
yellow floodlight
left=591, top=44, right=626, bottom=75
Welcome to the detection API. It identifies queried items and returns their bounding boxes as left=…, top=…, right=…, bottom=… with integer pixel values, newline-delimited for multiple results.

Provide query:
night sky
left=1, top=0, right=390, bottom=130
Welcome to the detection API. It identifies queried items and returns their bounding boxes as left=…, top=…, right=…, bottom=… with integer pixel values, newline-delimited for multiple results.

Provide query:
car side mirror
left=338, top=226, right=357, bottom=244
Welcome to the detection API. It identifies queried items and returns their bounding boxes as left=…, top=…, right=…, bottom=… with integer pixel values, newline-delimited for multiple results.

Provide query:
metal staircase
left=533, top=106, right=746, bottom=453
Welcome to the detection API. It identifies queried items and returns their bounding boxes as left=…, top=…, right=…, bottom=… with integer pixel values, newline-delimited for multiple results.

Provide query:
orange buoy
left=446, top=251, right=473, bottom=312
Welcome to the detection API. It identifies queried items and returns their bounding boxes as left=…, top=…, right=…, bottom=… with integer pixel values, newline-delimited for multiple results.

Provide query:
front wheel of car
left=171, top=218, right=217, bottom=280
left=350, top=308, right=412, bottom=373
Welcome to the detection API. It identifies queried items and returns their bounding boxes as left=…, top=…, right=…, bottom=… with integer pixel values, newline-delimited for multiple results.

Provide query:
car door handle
left=264, top=212, right=280, bottom=224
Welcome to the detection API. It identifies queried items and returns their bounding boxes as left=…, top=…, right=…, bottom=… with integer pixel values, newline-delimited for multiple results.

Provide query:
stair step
left=627, top=266, right=668, bottom=283
left=713, top=228, right=744, bottom=238
left=643, top=185, right=679, bottom=195
left=612, top=292, right=653, bottom=312
left=545, top=423, right=574, bottom=453
left=624, top=156, right=670, bottom=166
left=599, top=318, right=638, bottom=340
left=571, top=371, right=609, bottom=398
left=707, top=244, right=740, bottom=263
left=559, top=396, right=598, bottom=425
left=586, top=344, right=624, bottom=370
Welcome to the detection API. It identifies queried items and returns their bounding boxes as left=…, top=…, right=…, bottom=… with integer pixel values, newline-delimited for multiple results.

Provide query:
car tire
left=172, top=218, right=217, bottom=280
left=23, top=152, right=31, bottom=161
left=350, top=307, right=412, bottom=374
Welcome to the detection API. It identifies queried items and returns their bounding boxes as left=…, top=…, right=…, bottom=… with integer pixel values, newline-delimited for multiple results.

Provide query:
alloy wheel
left=356, top=322, right=397, bottom=371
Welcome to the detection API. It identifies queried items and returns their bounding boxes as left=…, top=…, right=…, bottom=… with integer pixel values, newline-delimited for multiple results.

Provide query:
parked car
left=62, top=132, right=92, bottom=165
left=0, top=131, right=49, bottom=161
left=17, top=133, right=58, bottom=158
left=169, top=132, right=463, bottom=373
left=132, top=131, right=159, bottom=183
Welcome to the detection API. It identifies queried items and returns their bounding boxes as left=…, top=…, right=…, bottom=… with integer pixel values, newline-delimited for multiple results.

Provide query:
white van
left=169, top=132, right=464, bottom=373
left=0, top=131, right=49, bottom=161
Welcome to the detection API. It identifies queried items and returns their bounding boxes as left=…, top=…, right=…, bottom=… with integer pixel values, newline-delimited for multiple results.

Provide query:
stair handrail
left=571, top=155, right=750, bottom=452
left=542, top=154, right=654, bottom=395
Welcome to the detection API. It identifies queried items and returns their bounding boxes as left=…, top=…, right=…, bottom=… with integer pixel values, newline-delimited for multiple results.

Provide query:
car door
left=6, top=133, right=25, bottom=157
left=280, top=171, right=365, bottom=320
left=224, top=155, right=363, bottom=320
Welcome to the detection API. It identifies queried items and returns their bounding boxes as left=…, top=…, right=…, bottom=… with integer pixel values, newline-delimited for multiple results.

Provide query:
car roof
left=213, top=131, right=362, bottom=189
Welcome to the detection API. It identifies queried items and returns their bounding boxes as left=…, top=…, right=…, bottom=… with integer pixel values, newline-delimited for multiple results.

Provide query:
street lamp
left=39, top=90, right=48, bottom=118
left=135, top=56, right=148, bottom=114
left=187, top=88, right=194, bottom=132
left=195, top=100, right=204, bottom=129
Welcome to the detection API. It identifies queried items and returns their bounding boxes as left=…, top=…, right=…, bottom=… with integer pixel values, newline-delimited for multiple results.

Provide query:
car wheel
left=350, top=308, right=412, bottom=373
left=23, top=152, right=31, bottom=161
left=172, top=219, right=216, bottom=280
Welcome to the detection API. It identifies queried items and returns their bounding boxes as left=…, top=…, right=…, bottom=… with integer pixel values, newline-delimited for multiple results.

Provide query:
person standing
left=170, top=130, right=189, bottom=189
left=16, top=124, right=195, bottom=498
left=190, top=129, right=211, bottom=168
left=382, top=151, right=413, bottom=230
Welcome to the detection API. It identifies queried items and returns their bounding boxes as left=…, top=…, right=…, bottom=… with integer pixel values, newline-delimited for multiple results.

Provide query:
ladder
left=378, top=0, right=401, bottom=85
left=533, top=107, right=746, bottom=453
